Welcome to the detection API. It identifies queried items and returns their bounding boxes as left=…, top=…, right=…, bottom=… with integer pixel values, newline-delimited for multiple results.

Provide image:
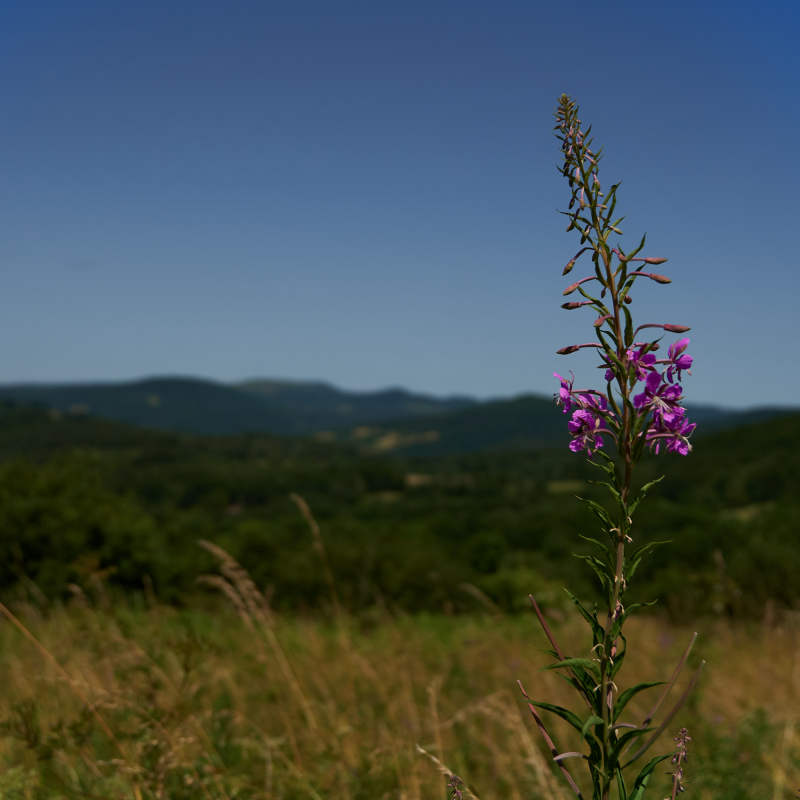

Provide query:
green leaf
left=578, top=535, right=615, bottom=568
left=554, top=671, right=579, bottom=690
left=613, top=682, right=665, bottom=722
left=573, top=554, right=612, bottom=600
left=595, top=480, right=622, bottom=504
left=622, top=305, right=634, bottom=348
left=581, top=714, right=604, bottom=744
left=621, top=393, right=636, bottom=419
left=597, top=327, right=618, bottom=349
left=594, top=449, right=620, bottom=477
left=593, top=480, right=627, bottom=521
left=576, top=286, right=603, bottom=304
left=628, top=755, right=670, bottom=800
left=621, top=600, right=658, bottom=623
left=631, top=425, right=649, bottom=463
left=576, top=497, right=614, bottom=528
left=616, top=768, right=628, bottom=800
left=609, top=728, right=656, bottom=766
left=565, top=589, right=603, bottom=642
left=527, top=701, right=585, bottom=734
left=628, top=476, right=664, bottom=516
left=629, top=233, right=647, bottom=260
left=540, top=658, right=600, bottom=681
left=587, top=455, right=618, bottom=483
left=625, top=542, right=669, bottom=581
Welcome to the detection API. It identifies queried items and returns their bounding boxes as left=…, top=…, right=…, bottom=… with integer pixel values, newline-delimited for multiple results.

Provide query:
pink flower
left=665, top=338, right=693, bottom=383
left=554, top=372, right=576, bottom=412
left=646, top=409, right=696, bottom=456
left=634, top=371, right=683, bottom=427
left=567, top=395, right=607, bottom=454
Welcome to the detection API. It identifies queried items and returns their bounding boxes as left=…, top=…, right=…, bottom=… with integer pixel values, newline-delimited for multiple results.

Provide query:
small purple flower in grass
left=665, top=338, right=693, bottom=383
left=447, top=775, right=464, bottom=800
left=665, top=727, right=691, bottom=798
left=568, top=394, right=607, bottom=454
left=634, top=371, right=683, bottom=426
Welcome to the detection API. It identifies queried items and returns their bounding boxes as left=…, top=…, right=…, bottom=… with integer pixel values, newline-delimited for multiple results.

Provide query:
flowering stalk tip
left=532, top=96, right=700, bottom=800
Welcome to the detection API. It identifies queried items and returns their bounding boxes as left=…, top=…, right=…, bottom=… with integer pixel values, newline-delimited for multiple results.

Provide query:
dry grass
left=0, top=570, right=798, bottom=800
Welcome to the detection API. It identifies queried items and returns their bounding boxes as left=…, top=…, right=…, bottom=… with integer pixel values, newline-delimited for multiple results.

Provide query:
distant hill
left=236, top=379, right=475, bottom=429
left=0, top=377, right=475, bottom=437
left=0, top=378, right=296, bottom=436
left=0, top=377, right=794, bottom=451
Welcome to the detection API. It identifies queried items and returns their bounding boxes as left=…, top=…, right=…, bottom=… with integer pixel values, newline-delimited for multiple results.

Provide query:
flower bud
left=593, top=315, right=613, bottom=327
left=563, top=282, right=579, bottom=295
left=644, top=257, right=667, bottom=264
left=561, top=302, right=585, bottom=310
left=664, top=324, right=691, bottom=333
left=648, top=273, right=672, bottom=284
left=562, top=258, right=577, bottom=276
left=557, top=345, right=580, bottom=354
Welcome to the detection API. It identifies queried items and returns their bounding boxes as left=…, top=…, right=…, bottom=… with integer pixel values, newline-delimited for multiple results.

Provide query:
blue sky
left=0, top=0, right=797, bottom=407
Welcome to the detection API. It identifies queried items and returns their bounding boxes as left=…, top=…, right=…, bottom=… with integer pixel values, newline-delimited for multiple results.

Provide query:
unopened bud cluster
left=664, top=728, right=691, bottom=799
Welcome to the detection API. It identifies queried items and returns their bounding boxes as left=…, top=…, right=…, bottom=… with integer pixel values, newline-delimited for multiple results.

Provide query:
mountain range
left=0, top=376, right=794, bottom=456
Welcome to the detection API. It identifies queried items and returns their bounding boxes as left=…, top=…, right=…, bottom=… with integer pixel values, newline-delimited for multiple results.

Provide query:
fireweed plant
left=516, top=95, right=706, bottom=800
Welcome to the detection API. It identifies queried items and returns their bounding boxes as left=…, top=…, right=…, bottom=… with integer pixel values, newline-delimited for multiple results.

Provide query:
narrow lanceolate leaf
left=594, top=449, right=621, bottom=478
left=619, top=600, right=658, bottom=627
left=540, top=658, right=601, bottom=681
left=527, top=701, right=586, bottom=735
left=629, top=233, right=647, bottom=259
left=622, top=304, right=634, bottom=348
left=616, top=768, right=628, bottom=800
left=608, top=727, right=655, bottom=766
left=586, top=455, right=618, bottom=483
left=631, top=425, right=649, bottom=463
left=573, top=554, right=612, bottom=600
left=594, top=480, right=623, bottom=507
left=627, top=476, right=664, bottom=515
left=625, top=541, right=669, bottom=581
left=580, top=715, right=605, bottom=744
left=565, top=589, right=603, bottom=642
left=628, top=755, right=670, bottom=800
left=578, top=535, right=615, bottom=568
left=576, top=497, right=615, bottom=528
left=613, top=682, right=666, bottom=722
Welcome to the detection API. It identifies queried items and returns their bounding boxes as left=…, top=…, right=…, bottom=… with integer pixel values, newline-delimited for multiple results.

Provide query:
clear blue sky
left=0, top=0, right=797, bottom=408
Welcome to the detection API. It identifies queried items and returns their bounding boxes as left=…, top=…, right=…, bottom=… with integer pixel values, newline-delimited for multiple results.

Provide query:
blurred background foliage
left=0, top=401, right=798, bottom=620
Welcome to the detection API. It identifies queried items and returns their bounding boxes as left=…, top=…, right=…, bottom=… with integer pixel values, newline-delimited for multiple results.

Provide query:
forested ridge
left=1, top=402, right=797, bottom=617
